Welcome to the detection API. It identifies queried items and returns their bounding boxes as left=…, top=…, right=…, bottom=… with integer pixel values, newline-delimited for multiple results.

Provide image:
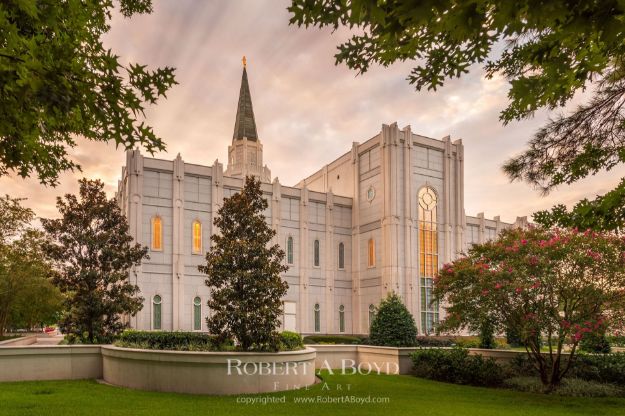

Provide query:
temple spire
left=233, top=56, right=258, bottom=141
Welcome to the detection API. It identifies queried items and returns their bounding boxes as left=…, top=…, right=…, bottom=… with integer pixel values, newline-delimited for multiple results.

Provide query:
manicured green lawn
left=1, top=372, right=624, bottom=416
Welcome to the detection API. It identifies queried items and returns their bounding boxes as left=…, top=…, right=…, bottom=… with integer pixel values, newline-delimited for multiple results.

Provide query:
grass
left=1, top=372, right=625, bottom=416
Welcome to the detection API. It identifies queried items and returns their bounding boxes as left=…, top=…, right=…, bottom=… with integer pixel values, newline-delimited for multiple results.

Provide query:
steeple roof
left=233, top=58, right=258, bottom=141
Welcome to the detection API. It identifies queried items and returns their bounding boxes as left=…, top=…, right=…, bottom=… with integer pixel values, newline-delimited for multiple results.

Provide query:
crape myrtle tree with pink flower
left=433, top=226, right=625, bottom=392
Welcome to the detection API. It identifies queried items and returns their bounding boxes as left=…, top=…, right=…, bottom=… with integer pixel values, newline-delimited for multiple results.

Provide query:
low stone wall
left=0, top=345, right=102, bottom=382
left=101, top=346, right=317, bottom=395
left=311, top=345, right=541, bottom=375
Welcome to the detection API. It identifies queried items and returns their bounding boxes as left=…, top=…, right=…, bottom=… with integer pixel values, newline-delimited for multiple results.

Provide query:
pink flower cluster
left=586, top=249, right=602, bottom=261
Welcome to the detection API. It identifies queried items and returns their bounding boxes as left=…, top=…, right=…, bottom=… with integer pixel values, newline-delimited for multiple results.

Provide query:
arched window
left=193, top=296, right=201, bottom=331
left=151, top=216, right=162, bottom=251
left=314, top=303, right=321, bottom=332
left=368, top=239, right=375, bottom=268
left=153, top=295, right=162, bottom=330
left=419, top=187, right=439, bottom=334
left=338, top=242, right=345, bottom=270
left=192, top=220, right=202, bottom=254
left=313, top=239, right=320, bottom=267
left=287, top=236, right=294, bottom=265
left=369, top=304, right=376, bottom=329
left=339, top=305, right=345, bottom=333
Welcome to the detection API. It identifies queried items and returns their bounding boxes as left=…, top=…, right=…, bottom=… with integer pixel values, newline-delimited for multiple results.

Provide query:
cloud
left=1, top=0, right=622, bottom=225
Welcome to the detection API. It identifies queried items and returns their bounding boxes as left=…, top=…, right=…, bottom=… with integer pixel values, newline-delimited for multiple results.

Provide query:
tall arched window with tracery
left=418, top=187, right=439, bottom=334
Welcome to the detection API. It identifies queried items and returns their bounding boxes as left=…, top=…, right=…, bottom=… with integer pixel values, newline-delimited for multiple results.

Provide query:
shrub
left=452, top=336, right=481, bottom=348
left=115, top=330, right=222, bottom=351
left=580, top=331, right=611, bottom=354
left=479, top=319, right=496, bottom=349
left=570, top=353, right=625, bottom=385
left=369, top=293, right=417, bottom=347
left=506, top=325, right=522, bottom=348
left=303, top=335, right=363, bottom=345
left=504, top=377, right=625, bottom=397
left=608, top=335, right=625, bottom=347
left=279, top=331, right=304, bottom=351
left=414, top=336, right=454, bottom=347
left=411, top=347, right=504, bottom=387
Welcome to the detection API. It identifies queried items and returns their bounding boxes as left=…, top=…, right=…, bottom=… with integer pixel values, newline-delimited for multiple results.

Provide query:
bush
left=414, top=336, right=455, bottom=347
left=452, top=336, right=481, bottom=348
left=580, top=331, right=611, bottom=354
left=115, top=330, right=223, bottom=351
left=506, top=325, right=523, bottom=348
left=411, top=347, right=504, bottom=387
left=279, top=331, right=304, bottom=351
left=570, top=353, right=625, bottom=385
left=504, top=377, right=625, bottom=397
left=479, top=319, right=496, bottom=349
left=303, top=335, right=363, bottom=345
left=608, top=335, right=625, bottom=347
left=369, top=293, right=417, bottom=347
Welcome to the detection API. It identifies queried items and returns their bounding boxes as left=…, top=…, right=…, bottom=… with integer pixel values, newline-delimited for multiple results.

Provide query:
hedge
left=115, top=330, right=304, bottom=352
left=303, top=335, right=364, bottom=345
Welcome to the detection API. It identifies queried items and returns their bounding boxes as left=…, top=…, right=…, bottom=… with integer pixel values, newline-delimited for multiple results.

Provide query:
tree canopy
left=289, top=1, right=625, bottom=231
left=42, top=179, right=147, bottom=343
left=200, top=176, right=289, bottom=352
left=0, top=0, right=176, bottom=185
left=0, top=196, right=61, bottom=336
left=434, top=226, right=625, bottom=391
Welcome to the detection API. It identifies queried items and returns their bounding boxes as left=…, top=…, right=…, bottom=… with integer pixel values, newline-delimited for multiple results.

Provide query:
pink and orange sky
left=1, top=0, right=622, bottom=222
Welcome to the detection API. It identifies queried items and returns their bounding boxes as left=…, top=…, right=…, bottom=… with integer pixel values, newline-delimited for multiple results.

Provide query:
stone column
left=381, top=123, right=400, bottom=297
left=442, top=136, right=453, bottom=264
left=325, top=190, right=335, bottom=333
left=350, top=142, right=362, bottom=334
left=299, top=185, right=309, bottom=333
left=127, top=149, right=144, bottom=329
left=172, top=154, right=185, bottom=330
left=453, top=139, right=465, bottom=257
left=271, top=178, right=282, bottom=246
left=402, top=126, right=416, bottom=316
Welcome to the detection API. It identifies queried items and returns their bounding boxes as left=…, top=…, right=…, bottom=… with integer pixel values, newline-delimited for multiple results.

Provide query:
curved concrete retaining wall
left=0, top=345, right=102, bottom=382
left=101, top=346, right=317, bottom=395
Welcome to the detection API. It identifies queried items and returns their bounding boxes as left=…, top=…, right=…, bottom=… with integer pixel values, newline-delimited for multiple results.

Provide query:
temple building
left=116, top=59, right=528, bottom=335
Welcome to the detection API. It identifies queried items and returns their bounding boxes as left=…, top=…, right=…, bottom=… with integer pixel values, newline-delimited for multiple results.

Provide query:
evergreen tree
left=42, top=179, right=147, bottom=343
left=369, top=292, right=417, bottom=347
left=200, top=176, right=288, bottom=352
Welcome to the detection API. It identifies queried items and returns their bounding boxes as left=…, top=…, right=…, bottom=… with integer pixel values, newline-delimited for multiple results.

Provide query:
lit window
left=192, top=220, right=202, bottom=254
left=369, top=304, right=376, bottom=329
left=368, top=239, right=375, bottom=268
left=314, top=303, right=321, bottom=333
left=419, top=187, right=439, bottom=334
left=338, top=242, right=345, bottom=270
left=339, top=305, right=345, bottom=333
left=193, top=296, right=201, bottom=331
left=153, top=295, right=162, bottom=330
left=313, top=239, right=320, bottom=267
left=287, top=236, right=294, bottom=265
left=151, top=216, right=162, bottom=251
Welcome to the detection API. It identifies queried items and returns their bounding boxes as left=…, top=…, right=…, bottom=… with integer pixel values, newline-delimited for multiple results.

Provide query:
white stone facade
left=116, top=66, right=527, bottom=335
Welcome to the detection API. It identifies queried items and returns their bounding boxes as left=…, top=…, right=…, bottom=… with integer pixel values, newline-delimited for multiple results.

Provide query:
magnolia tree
left=200, top=176, right=288, bottom=351
left=434, top=227, right=625, bottom=392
